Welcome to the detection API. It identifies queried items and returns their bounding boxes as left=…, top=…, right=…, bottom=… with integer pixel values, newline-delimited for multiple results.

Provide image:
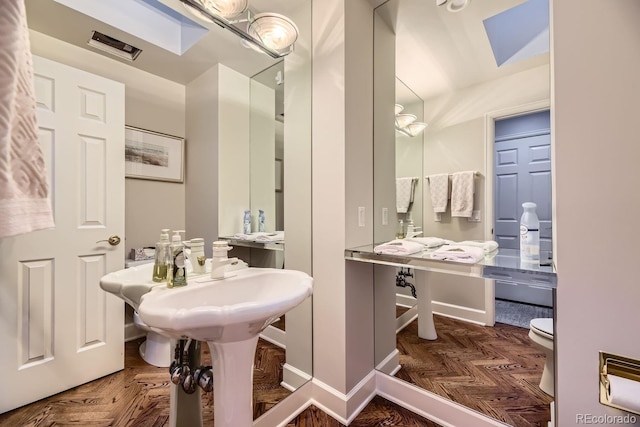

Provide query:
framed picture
left=125, top=126, right=184, bottom=183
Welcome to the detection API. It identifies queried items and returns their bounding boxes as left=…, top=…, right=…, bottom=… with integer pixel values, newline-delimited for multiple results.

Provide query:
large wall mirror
left=373, top=0, right=553, bottom=426
left=23, top=0, right=312, bottom=422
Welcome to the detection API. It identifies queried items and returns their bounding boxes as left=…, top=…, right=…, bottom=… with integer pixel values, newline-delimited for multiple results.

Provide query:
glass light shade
left=403, top=122, right=428, bottom=137
left=395, top=113, right=417, bottom=129
left=447, top=0, right=470, bottom=12
left=247, top=13, right=299, bottom=51
left=198, top=0, right=248, bottom=19
left=394, top=104, right=404, bottom=115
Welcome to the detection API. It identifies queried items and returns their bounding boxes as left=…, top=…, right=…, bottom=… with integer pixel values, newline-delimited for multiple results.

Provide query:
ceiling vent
left=87, top=30, right=142, bottom=61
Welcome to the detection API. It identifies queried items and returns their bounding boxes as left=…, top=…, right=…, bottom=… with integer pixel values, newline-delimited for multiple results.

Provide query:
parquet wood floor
left=0, top=316, right=550, bottom=427
left=0, top=338, right=440, bottom=427
left=395, top=314, right=553, bottom=427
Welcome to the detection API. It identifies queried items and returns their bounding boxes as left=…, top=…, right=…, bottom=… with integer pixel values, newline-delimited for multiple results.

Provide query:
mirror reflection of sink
left=136, top=267, right=312, bottom=427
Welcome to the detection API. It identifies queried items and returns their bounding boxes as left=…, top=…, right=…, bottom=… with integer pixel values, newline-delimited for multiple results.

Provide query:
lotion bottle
left=152, top=229, right=171, bottom=283
left=167, top=230, right=187, bottom=288
left=520, top=202, right=540, bottom=263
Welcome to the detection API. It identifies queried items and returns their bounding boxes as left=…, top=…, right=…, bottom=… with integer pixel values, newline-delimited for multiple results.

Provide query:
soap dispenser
left=152, top=229, right=171, bottom=283
left=167, top=230, right=187, bottom=288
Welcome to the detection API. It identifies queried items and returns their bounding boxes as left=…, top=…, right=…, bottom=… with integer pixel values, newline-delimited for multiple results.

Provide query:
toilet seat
left=530, top=318, right=553, bottom=340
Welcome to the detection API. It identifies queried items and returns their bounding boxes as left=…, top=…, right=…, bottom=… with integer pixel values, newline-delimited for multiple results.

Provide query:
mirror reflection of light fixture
left=437, top=0, right=471, bottom=12
left=180, top=0, right=299, bottom=58
left=395, top=104, right=427, bottom=137
left=395, top=113, right=417, bottom=129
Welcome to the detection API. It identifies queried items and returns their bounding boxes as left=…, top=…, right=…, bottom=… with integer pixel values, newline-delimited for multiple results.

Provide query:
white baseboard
left=125, top=321, right=144, bottom=342
left=432, top=301, right=488, bottom=326
left=254, top=381, right=314, bottom=427
left=376, top=372, right=507, bottom=427
left=281, top=363, right=312, bottom=392
left=260, top=325, right=286, bottom=349
left=376, top=349, right=401, bottom=376
left=309, top=371, right=377, bottom=425
left=396, top=305, right=418, bottom=333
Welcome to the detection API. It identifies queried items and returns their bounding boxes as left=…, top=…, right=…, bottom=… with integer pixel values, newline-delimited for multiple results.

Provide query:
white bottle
left=167, top=230, right=187, bottom=288
left=185, top=237, right=206, bottom=275
left=243, top=210, right=251, bottom=234
left=520, top=202, right=540, bottom=262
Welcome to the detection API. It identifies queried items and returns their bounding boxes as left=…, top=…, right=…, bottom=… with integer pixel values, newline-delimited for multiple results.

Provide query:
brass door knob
left=96, top=235, right=121, bottom=246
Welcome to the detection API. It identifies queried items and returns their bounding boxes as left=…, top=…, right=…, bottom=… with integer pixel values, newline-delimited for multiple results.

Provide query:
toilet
left=529, top=317, right=554, bottom=396
left=133, top=310, right=172, bottom=368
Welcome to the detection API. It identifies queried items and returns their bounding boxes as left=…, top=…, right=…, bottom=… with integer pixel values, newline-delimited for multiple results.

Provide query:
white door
left=0, top=56, right=125, bottom=413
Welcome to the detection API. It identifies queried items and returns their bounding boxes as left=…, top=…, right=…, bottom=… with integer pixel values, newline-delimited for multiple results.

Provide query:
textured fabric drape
left=0, top=0, right=54, bottom=238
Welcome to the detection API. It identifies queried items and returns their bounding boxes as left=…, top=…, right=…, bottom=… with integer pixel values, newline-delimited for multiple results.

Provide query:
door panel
left=494, top=110, right=552, bottom=307
left=0, top=56, right=125, bottom=413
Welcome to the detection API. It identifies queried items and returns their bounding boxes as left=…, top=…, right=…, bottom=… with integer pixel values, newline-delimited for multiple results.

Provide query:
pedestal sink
left=137, top=267, right=313, bottom=427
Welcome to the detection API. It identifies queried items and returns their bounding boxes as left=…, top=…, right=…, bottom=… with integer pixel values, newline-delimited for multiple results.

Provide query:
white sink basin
left=137, top=267, right=312, bottom=427
left=99, top=262, right=160, bottom=311
left=137, top=267, right=312, bottom=343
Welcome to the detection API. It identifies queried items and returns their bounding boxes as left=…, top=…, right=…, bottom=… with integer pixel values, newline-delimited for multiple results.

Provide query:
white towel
left=254, top=231, right=284, bottom=242
left=427, top=174, right=449, bottom=213
left=456, top=240, right=499, bottom=254
left=405, top=236, right=453, bottom=248
left=0, top=0, right=55, bottom=238
left=374, top=239, right=424, bottom=255
left=430, top=245, right=485, bottom=264
left=451, top=171, right=475, bottom=217
left=396, top=177, right=417, bottom=214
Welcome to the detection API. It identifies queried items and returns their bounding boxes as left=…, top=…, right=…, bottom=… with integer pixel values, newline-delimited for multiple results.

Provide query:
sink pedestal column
left=169, top=338, right=203, bottom=427
left=208, top=335, right=260, bottom=427
left=415, top=270, right=437, bottom=340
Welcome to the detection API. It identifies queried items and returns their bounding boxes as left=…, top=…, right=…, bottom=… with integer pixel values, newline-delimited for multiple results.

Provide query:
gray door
left=494, top=110, right=553, bottom=306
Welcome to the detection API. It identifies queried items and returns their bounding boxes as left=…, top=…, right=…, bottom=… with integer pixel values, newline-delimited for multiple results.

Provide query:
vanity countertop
left=219, top=236, right=284, bottom=251
left=344, top=245, right=556, bottom=288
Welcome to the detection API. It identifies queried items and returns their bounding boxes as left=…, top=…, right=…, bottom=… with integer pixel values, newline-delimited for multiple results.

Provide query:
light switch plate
left=358, top=207, right=365, bottom=227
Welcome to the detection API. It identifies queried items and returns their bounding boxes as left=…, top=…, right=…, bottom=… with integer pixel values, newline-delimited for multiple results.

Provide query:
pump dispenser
left=167, top=230, right=187, bottom=288
left=152, top=229, right=171, bottom=282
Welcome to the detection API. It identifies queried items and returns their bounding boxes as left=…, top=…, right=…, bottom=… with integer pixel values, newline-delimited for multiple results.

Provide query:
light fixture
left=395, top=113, right=417, bottom=129
left=394, top=104, right=427, bottom=137
left=437, top=0, right=471, bottom=13
left=403, top=122, right=428, bottom=137
left=197, top=0, right=248, bottom=19
left=180, top=0, right=299, bottom=58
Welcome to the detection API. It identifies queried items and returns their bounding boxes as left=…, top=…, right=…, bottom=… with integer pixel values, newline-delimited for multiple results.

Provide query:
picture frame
left=125, top=126, right=184, bottom=183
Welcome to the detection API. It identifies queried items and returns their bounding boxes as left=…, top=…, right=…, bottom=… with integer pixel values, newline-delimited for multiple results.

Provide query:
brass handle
left=96, top=235, right=121, bottom=246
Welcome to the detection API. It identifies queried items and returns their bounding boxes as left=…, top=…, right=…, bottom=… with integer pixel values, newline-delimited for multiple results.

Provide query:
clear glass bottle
left=520, top=202, right=540, bottom=262
left=152, top=229, right=171, bottom=282
left=396, top=219, right=405, bottom=239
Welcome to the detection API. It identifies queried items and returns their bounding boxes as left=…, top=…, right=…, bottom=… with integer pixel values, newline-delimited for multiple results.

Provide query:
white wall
left=28, top=30, right=186, bottom=257
left=553, top=0, right=640, bottom=424
left=185, top=64, right=251, bottom=250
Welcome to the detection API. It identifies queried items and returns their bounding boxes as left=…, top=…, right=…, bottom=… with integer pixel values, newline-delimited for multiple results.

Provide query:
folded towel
left=405, top=236, right=453, bottom=248
left=451, top=171, right=475, bottom=217
left=396, top=177, right=417, bottom=214
left=233, top=232, right=269, bottom=240
left=426, top=174, right=449, bottom=213
left=254, top=231, right=284, bottom=242
left=455, top=240, right=499, bottom=254
left=374, top=239, right=424, bottom=255
left=430, top=244, right=485, bottom=264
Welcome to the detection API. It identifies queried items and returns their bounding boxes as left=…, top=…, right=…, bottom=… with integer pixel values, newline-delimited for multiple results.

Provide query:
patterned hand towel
left=451, top=171, right=475, bottom=217
left=0, top=0, right=54, bottom=238
left=427, top=174, right=449, bottom=213
left=430, top=245, right=485, bottom=264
